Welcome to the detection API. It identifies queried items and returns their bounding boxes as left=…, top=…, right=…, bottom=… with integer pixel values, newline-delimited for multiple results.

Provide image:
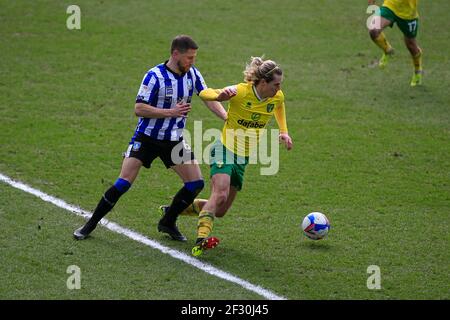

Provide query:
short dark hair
left=171, top=35, right=198, bottom=54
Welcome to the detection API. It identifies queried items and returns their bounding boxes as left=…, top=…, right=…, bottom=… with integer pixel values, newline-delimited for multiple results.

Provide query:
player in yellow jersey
left=368, top=0, right=423, bottom=86
left=172, top=57, right=293, bottom=256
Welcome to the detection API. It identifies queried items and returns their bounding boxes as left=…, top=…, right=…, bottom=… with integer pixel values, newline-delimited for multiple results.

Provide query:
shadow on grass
left=300, top=240, right=333, bottom=251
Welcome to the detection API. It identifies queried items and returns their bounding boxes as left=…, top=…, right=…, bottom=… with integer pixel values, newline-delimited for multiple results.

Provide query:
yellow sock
left=180, top=199, right=206, bottom=217
left=197, top=210, right=215, bottom=239
left=374, top=32, right=393, bottom=53
left=412, top=49, right=423, bottom=73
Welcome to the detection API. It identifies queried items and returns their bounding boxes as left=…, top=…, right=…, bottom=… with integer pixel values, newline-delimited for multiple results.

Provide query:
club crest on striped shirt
left=187, top=79, right=193, bottom=90
left=132, top=141, right=141, bottom=151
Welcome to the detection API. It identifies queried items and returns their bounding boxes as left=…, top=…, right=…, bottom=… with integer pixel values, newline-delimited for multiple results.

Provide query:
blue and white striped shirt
left=133, top=62, right=207, bottom=141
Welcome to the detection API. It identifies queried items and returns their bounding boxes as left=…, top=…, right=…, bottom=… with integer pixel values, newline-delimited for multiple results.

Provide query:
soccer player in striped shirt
left=166, top=56, right=293, bottom=256
left=368, top=0, right=423, bottom=86
left=73, top=35, right=227, bottom=241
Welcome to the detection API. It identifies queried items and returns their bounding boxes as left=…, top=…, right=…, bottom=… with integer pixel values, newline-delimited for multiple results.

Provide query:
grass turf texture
left=0, top=0, right=449, bottom=299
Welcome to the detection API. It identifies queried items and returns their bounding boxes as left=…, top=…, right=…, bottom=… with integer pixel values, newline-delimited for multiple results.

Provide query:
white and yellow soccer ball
left=302, top=212, right=330, bottom=240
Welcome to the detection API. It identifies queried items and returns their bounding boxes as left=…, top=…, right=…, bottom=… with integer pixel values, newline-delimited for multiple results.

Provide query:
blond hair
left=243, top=56, right=282, bottom=84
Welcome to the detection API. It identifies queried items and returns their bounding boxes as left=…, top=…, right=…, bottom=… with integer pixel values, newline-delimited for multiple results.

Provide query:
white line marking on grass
left=0, top=173, right=287, bottom=300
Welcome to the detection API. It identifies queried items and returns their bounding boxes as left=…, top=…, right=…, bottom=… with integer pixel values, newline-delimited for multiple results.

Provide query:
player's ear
left=172, top=49, right=180, bottom=59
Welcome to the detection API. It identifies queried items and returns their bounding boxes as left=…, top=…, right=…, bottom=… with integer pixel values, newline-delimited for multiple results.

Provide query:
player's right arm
left=198, top=86, right=237, bottom=121
left=199, top=86, right=237, bottom=102
left=134, top=102, right=191, bottom=118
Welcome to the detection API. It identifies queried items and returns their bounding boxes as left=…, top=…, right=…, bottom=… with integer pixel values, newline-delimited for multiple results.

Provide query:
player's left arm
left=202, top=100, right=228, bottom=121
left=193, top=67, right=229, bottom=121
left=199, top=85, right=238, bottom=121
left=274, top=101, right=293, bottom=150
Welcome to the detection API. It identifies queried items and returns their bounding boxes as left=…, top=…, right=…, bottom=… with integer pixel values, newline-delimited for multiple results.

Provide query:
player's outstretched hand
left=279, top=133, right=293, bottom=150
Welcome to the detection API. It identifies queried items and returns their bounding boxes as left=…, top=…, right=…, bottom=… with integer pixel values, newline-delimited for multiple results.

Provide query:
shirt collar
left=252, top=85, right=267, bottom=102
left=164, top=60, right=186, bottom=78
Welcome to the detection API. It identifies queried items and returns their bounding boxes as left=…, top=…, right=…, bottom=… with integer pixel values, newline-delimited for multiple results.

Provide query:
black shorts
left=124, top=132, right=195, bottom=169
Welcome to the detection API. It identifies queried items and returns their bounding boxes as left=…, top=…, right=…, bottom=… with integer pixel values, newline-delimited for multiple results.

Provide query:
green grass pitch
left=0, top=0, right=449, bottom=299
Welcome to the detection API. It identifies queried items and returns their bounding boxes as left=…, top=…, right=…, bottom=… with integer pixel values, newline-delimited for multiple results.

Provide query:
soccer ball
left=302, top=212, right=330, bottom=240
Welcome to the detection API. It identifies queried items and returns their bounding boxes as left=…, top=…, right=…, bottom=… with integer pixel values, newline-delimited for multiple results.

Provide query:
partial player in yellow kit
left=383, top=0, right=418, bottom=20
left=368, top=0, right=423, bottom=86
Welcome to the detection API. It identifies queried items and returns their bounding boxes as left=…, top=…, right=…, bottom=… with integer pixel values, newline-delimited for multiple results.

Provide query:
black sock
left=161, top=186, right=197, bottom=226
left=83, top=185, right=124, bottom=232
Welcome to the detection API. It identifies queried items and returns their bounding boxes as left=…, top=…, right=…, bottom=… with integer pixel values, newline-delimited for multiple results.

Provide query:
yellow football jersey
left=222, top=82, right=287, bottom=157
left=200, top=82, right=288, bottom=157
left=383, top=0, right=419, bottom=20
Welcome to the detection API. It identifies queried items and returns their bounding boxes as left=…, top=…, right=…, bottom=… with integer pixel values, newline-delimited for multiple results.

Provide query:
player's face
left=175, top=49, right=197, bottom=73
left=262, top=74, right=283, bottom=98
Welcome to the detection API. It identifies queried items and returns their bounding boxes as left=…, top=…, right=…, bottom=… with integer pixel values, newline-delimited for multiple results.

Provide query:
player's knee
left=113, top=178, right=132, bottom=194
left=369, top=29, right=381, bottom=39
left=406, top=44, right=417, bottom=55
left=405, top=40, right=419, bottom=54
left=214, top=190, right=229, bottom=208
left=184, top=179, right=204, bottom=197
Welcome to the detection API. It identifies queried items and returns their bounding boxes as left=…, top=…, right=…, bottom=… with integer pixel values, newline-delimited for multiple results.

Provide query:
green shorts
left=209, top=141, right=248, bottom=191
left=380, top=6, right=419, bottom=38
